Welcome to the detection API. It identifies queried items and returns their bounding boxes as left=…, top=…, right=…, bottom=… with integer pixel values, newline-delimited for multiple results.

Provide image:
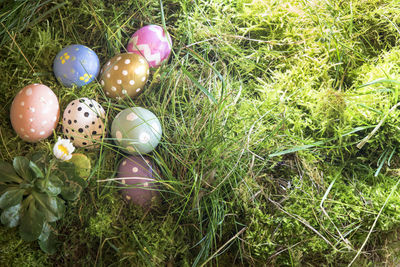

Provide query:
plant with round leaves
left=0, top=152, right=87, bottom=254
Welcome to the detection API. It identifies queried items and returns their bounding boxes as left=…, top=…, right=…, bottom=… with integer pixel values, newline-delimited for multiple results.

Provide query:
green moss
left=87, top=210, right=114, bottom=238
left=241, top=159, right=400, bottom=265
left=0, top=227, right=49, bottom=266
left=68, top=153, right=92, bottom=179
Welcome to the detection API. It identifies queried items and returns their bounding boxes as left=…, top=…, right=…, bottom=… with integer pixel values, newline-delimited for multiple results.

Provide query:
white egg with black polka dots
left=62, top=98, right=106, bottom=148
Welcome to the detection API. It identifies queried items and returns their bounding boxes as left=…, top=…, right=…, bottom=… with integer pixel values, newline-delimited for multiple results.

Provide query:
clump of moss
left=317, top=89, right=347, bottom=135
left=115, top=204, right=192, bottom=266
left=68, top=153, right=92, bottom=179
left=87, top=210, right=114, bottom=238
left=241, top=158, right=400, bottom=265
left=0, top=227, right=49, bottom=266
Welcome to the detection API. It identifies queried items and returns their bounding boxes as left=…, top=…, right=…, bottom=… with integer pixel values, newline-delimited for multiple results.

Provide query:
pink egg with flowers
left=127, top=24, right=172, bottom=68
left=10, top=84, right=59, bottom=142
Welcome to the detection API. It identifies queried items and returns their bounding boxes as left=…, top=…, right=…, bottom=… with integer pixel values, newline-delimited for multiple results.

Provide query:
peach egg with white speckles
left=10, top=84, right=59, bottom=142
left=100, top=53, right=149, bottom=99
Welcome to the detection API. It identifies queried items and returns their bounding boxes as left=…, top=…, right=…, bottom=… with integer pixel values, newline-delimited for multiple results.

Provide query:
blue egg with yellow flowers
left=53, top=44, right=100, bottom=88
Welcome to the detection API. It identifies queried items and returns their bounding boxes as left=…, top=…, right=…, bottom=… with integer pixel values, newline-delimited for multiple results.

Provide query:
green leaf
left=55, top=162, right=87, bottom=201
left=70, top=174, right=87, bottom=189
left=38, top=221, right=51, bottom=241
left=0, top=160, right=23, bottom=184
left=29, top=161, right=44, bottom=178
left=30, top=152, right=48, bottom=170
left=61, top=181, right=83, bottom=201
left=56, top=161, right=76, bottom=181
left=0, top=189, right=24, bottom=209
left=45, top=175, right=63, bottom=196
left=13, top=156, right=33, bottom=182
left=34, top=179, right=47, bottom=192
left=1, top=203, right=21, bottom=227
left=46, top=181, right=61, bottom=196
left=34, top=176, right=62, bottom=195
left=49, top=175, right=63, bottom=188
left=19, top=200, right=45, bottom=242
left=32, top=192, right=64, bottom=222
left=0, top=184, right=8, bottom=196
left=35, top=176, right=62, bottom=196
left=38, top=222, right=57, bottom=254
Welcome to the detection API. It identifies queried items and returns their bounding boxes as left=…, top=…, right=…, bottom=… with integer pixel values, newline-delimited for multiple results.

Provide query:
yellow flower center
left=58, top=144, right=69, bottom=155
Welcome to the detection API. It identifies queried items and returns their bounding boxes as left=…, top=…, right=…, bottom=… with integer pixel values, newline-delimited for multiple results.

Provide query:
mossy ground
left=2, top=0, right=400, bottom=266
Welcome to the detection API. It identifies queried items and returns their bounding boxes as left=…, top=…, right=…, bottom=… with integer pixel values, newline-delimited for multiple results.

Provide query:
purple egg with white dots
left=53, top=44, right=100, bottom=87
left=117, top=155, right=160, bottom=208
left=62, top=98, right=106, bottom=148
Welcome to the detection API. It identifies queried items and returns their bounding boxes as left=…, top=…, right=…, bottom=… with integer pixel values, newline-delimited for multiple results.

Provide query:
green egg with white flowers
left=111, top=107, right=162, bottom=154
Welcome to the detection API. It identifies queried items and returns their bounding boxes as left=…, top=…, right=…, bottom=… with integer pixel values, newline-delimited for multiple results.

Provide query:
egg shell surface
left=100, top=53, right=149, bottom=99
left=10, top=84, right=59, bottom=142
left=127, top=25, right=172, bottom=68
left=62, top=98, right=106, bottom=148
left=53, top=44, right=100, bottom=88
left=118, top=155, right=160, bottom=207
left=111, top=107, right=162, bottom=154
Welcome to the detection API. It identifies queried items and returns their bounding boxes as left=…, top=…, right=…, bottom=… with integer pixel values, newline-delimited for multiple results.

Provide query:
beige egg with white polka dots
left=100, top=53, right=150, bottom=99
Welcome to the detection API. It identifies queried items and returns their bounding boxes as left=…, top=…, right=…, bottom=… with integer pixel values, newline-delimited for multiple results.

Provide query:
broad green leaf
left=19, top=200, right=45, bottom=242
left=45, top=175, right=63, bottom=196
left=46, top=181, right=61, bottom=196
left=61, top=181, right=83, bottom=201
left=29, top=161, right=44, bottom=178
left=38, top=221, right=51, bottom=241
left=38, top=222, right=57, bottom=254
left=0, top=189, right=24, bottom=209
left=32, top=192, right=64, bottom=222
left=55, top=162, right=87, bottom=201
left=30, top=152, right=48, bottom=170
left=49, top=175, right=63, bottom=188
left=55, top=161, right=76, bottom=182
left=13, top=156, right=33, bottom=182
left=0, top=184, right=7, bottom=196
left=34, top=180, right=61, bottom=196
left=69, top=174, right=87, bottom=189
left=0, top=160, right=23, bottom=184
left=34, top=179, right=47, bottom=192
left=1, top=203, right=21, bottom=227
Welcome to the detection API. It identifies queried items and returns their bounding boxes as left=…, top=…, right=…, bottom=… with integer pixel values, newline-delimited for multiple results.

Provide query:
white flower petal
left=53, top=137, right=75, bottom=161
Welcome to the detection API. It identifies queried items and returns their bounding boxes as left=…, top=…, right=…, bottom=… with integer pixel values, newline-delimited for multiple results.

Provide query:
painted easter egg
left=53, top=44, right=100, bottom=87
left=100, top=53, right=149, bottom=99
left=10, top=84, right=59, bottom=142
left=127, top=25, right=172, bottom=68
left=117, top=155, right=160, bottom=207
left=111, top=107, right=162, bottom=154
left=62, top=98, right=106, bottom=148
